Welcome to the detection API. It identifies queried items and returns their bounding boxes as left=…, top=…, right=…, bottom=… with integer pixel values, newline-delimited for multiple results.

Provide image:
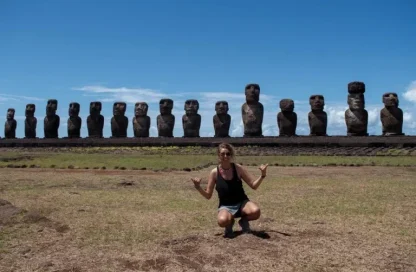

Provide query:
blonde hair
left=217, top=142, right=236, bottom=162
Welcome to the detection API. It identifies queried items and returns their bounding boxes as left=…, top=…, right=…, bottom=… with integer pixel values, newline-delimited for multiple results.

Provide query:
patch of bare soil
left=120, top=226, right=415, bottom=272
left=0, top=198, right=69, bottom=233
left=0, top=199, right=23, bottom=225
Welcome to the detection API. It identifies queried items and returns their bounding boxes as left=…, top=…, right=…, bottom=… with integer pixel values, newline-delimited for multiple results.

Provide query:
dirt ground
left=0, top=166, right=415, bottom=272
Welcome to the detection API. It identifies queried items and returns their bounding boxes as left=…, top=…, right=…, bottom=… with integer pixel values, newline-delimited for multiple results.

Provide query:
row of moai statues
left=2, top=82, right=405, bottom=138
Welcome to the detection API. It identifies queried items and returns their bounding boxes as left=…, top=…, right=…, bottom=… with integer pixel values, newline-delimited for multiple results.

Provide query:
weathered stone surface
left=345, top=82, right=368, bottom=136
left=4, top=108, right=17, bottom=139
left=242, top=84, right=264, bottom=137
left=67, top=102, right=81, bottom=138
left=111, top=102, right=128, bottom=138
left=44, top=99, right=60, bottom=138
left=348, top=81, right=366, bottom=94
left=182, top=99, right=201, bottom=137
left=133, top=102, right=151, bottom=137
left=277, top=99, right=297, bottom=136
left=24, top=104, right=37, bottom=139
left=157, top=98, right=175, bottom=137
left=308, top=95, right=327, bottom=136
left=380, top=92, right=404, bottom=136
left=87, top=101, right=104, bottom=138
left=213, top=101, right=231, bottom=137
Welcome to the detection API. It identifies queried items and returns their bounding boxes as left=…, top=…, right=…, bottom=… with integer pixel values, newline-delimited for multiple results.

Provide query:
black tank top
left=215, top=163, right=249, bottom=207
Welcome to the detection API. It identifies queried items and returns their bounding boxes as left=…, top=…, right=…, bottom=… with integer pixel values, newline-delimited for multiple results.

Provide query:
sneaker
left=238, top=218, right=251, bottom=233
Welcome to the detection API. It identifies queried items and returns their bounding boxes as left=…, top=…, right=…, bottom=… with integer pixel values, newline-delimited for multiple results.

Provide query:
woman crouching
left=191, top=143, right=268, bottom=238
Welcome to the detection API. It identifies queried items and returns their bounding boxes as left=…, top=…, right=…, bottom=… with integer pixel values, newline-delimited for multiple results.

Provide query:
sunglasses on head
left=220, top=152, right=231, bottom=156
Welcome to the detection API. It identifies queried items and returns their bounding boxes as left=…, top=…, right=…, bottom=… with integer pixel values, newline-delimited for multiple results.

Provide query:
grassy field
left=0, top=155, right=415, bottom=271
left=1, top=150, right=416, bottom=170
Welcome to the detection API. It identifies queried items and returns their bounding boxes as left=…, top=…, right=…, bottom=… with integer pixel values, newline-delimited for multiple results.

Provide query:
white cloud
left=367, top=108, right=381, bottom=127
left=0, top=93, right=44, bottom=102
left=403, top=112, right=412, bottom=122
left=326, top=106, right=347, bottom=127
left=403, top=81, right=416, bottom=103
left=73, top=85, right=168, bottom=104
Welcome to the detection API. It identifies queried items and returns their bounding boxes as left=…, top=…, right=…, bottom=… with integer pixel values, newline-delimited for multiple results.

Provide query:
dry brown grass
left=0, top=166, right=415, bottom=271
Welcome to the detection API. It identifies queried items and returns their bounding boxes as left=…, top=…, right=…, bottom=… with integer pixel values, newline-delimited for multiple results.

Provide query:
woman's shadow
left=216, top=229, right=291, bottom=239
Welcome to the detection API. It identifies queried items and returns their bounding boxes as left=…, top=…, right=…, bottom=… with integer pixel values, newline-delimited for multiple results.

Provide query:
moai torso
left=67, top=102, right=81, bottom=138
left=380, top=92, right=404, bottom=136
left=4, top=108, right=17, bottom=139
left=308, top=95, right=327, bottom=136
left=44, top=99, right=60, bottom=138
left=182, top=99, right=201, bottom=137
left=157, top=99, right=175, bottom=137
left=242, top=84, right=264, bottom=137
left=24, top=104, right=37, bottom=138
left=111, top=102, right=128, bottom=137
left=213, top=101, right=231, bottom=137
left=277, top=99, right=297, bottom=136
left=345, top=82, right=368, bottom=136
left=87, top=101, right=104, bottom=138
left=133, top=102, right=151, bottom=137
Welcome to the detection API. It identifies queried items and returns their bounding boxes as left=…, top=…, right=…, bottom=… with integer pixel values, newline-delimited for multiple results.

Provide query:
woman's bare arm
left=236, top=163, right=268, bottom=190
left=191, top=168, right=217, bottom=199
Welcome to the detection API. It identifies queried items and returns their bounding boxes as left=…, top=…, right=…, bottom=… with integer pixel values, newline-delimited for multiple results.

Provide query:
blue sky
left=1, top=0, right=415, bottom=137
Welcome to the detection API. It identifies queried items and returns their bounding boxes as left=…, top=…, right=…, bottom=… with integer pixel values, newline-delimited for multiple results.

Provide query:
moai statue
left=111, top=102, right=128, bottom=137
left=277, top=99, right=297, bottom=136
left=213, top=101, right=231, bottom=137
left=133, top=102, right=151, bottom=137
left=157, top=98, right=175, bottom=137
left=308, top=95, right=327, bottom=136
left=380, top=92, right=404, bottom=136
left=4, top=108, right=17, bottom=139
left=241, top=83, right=264, bottom=137
left=67, top=102, right=82, bottom=138
left=24, top=104, right=37, bottom=138
left=345, top=81, right=368, bottom=136
left=182, top=99, right=201, bottom=137
left=44, top=99, right=60, bottom=138
left=87, top=101, right=104, bottom=138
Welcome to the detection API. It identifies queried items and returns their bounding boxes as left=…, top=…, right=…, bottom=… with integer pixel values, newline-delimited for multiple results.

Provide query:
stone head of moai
left=382, top=92, right=399, bottom=108
left=90, top=101, right=102, bottom=115
left=184, top=99, right=199, bottom=115
left=347, top=81, right=365, bottom=110
left=7, top=108, right=15, bottom=120
left=68, top=102, right=80, bottom=117
left=309, top=95, right=325, bottom=111
left=215, top=101, right=229, bottom=115
left=135, top=102, right=149, bottom=117
left=25, top=104, right=36, bottom=117
left=46, top=99, right=58, bottom=116
left=113, top=102, right=126, bottom=116
left=159, top=98, right=174, bottom=115
left=245, top=84, right=260, bottom=104
left=280, top=99, right=295, bottom=112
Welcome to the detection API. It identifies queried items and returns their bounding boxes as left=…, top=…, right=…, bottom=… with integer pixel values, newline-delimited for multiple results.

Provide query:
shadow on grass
left=215, top=229, right=292, bottom=239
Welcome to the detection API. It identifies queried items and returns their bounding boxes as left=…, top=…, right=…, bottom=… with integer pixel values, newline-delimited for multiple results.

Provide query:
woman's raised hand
left=258, top=164, right=269, bottom=177
left=191, top=177, right=202, bottom=188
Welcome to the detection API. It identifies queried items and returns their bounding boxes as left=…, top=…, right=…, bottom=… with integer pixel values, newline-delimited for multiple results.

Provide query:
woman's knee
left=245, top=206, right=261, bottom=220
left=217, top=214, right=232, bottom=227
left=251, top=207, right=261, bottom=219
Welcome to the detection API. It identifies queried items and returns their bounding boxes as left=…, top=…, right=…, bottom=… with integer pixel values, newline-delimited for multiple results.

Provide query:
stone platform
left=0, top=136, right=415, bottom=148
